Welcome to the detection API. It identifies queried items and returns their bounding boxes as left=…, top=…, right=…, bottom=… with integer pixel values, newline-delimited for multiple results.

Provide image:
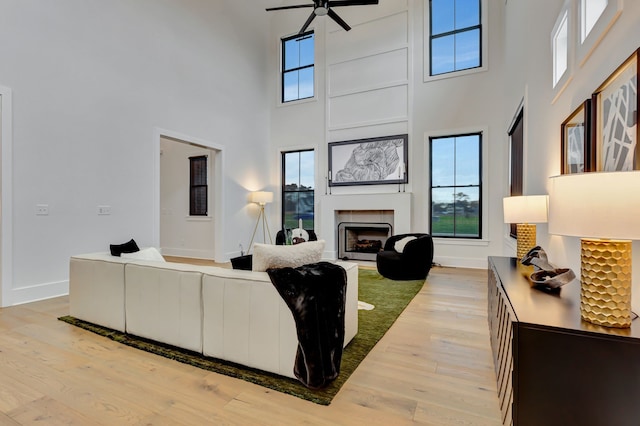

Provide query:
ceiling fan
left=266, top=0, right=379, bottom=35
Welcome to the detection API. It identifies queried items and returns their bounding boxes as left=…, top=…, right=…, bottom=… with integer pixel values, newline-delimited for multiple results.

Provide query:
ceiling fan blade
left=299, top=10, right=317, bottom=34
left=327, top=9, right=351, bottom=31
left=266, top=4, right=314, bottom=12
left=329, top=0, right=379, bottom=7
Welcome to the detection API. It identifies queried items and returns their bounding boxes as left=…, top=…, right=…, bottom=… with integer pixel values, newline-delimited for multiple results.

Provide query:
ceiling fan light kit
left=266, top=0, right=379, bottom=34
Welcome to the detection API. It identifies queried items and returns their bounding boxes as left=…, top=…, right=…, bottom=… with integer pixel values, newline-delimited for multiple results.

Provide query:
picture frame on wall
left=592, top=48, right=639, bottom=171
left=561, top=100, right=592, bottom=174
left=328, top=134, right=408, bottom=187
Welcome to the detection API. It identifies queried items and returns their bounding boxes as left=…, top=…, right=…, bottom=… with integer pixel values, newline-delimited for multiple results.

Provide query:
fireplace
left=337, top=222, right=392, bottom=261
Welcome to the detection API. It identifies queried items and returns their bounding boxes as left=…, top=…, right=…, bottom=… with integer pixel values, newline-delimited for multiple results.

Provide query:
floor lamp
left=247, top=191, right=273, bottom=253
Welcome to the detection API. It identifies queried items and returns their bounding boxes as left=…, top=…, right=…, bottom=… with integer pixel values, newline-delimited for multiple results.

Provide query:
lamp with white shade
left=549, top=172, right=640, bottom=328
left=247, top=191, right=274, bottom=253
left=503, top=195, right=549, bottom=260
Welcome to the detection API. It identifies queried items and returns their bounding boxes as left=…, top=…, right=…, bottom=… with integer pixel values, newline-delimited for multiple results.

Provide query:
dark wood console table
left=488, top=256, right=640, bottom=426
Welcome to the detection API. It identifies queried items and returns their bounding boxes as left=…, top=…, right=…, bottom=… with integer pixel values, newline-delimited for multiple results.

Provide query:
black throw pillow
left=110, top=239, right=140, bottom=257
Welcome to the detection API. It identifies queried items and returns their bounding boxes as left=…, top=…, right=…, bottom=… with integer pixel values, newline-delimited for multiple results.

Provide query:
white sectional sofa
left=69, top=253, right=358, bottom=379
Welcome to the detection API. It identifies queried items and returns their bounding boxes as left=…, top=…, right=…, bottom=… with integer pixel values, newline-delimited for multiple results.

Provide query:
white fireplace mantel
left=319, top=193, right=412, bottom=259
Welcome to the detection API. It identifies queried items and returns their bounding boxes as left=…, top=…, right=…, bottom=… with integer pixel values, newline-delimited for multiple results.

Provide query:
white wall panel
left=329, top=85, right=408, bottom=129
left=327, top=12, right=408, bottom=65
left=329, top=48, right=408, bottom=97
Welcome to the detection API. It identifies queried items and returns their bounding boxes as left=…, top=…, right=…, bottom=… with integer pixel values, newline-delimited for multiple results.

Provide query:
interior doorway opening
left=155, top=129, right=223, bottom=262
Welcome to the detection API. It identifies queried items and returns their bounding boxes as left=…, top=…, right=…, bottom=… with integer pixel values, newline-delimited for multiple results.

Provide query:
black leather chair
left=376, top=233, right=434, bottom=280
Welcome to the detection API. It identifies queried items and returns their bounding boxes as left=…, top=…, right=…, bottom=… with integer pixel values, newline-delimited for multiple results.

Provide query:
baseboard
left=10, top=280, right=69, bottom=306
left=161, top=247, right=215, bottom=260
left=433, top=256, right=487, bottom=269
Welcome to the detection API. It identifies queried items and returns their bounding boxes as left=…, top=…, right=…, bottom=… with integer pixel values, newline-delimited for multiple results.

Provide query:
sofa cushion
left=122, top=247, right=166, bottom=262
left=252, top=240, right=325, bottom=272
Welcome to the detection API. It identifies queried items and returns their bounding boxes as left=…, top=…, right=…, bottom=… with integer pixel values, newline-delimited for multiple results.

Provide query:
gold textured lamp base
left=516, top=223, right=537, bottom=260
left=580, top=238, right=632, bottom=328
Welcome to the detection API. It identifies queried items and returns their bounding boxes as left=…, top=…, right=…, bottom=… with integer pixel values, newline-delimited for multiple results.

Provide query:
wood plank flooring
left=0, top=265, right=501, bottom=425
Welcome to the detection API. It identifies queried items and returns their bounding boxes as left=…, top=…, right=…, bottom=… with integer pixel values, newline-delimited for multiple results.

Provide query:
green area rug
left=59, top=268, right=424, bottom=405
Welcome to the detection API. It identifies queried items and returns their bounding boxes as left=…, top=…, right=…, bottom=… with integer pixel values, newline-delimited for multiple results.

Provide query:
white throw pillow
left=394, top=236, right=417, bottom=253
left=121, top=247, right=166, bottom=262
left=252, top=240, right=325, bottom=272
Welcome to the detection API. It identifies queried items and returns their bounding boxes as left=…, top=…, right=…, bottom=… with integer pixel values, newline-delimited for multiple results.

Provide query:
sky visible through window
left=430, top=0, right=481, bottom=75
left=283, top=33, right=314, bottom=102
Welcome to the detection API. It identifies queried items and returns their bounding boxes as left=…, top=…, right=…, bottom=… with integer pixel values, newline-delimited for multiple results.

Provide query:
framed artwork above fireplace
left=328, top=134, right=408, bottom=187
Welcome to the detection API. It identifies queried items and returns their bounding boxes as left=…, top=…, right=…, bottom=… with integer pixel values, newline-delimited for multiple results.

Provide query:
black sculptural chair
left=376, top=233, right=434, bottom=280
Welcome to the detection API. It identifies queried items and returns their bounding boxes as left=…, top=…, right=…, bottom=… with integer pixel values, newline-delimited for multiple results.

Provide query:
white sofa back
left=69, top=253, right=358, bottom=379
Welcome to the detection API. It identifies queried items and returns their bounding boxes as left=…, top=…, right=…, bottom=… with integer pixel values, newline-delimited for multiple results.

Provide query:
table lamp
left=503, top=195, right=549, bottom=260
left=247, top=191, right=273, bottom=253
left=549, top=172, right=640, bottom=328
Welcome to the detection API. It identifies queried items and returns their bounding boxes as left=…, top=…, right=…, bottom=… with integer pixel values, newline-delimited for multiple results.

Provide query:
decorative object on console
left=520, top=246, right=576, bottom=290
left=503, top=195, right=549, bottom=260
left=247, top=191, right=274, bottom=253
left=328, top=134, right=408, bottom=187
left=549, top=171, right=640, bottom=328
left=376, top=233, right=434, bottom=281
left=592, top=47, right=639, bottom=171
left=267, top=262, right=347, bottom=389
left=561, top=99, right=592, bottom=174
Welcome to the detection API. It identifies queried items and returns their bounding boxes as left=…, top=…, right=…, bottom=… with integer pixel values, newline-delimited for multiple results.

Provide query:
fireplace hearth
left=337, top=222, right=392, bottom=261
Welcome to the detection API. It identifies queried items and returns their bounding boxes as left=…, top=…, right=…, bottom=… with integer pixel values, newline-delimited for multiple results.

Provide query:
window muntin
left=429, top=0, right=481, bottom=76
left=189, top=155, right=207, bottom=216
left=282, top=32, right=314, bottom=103
left=430, top=133, right=482, bottom=238
left=282, top=150, right=314, bottom=229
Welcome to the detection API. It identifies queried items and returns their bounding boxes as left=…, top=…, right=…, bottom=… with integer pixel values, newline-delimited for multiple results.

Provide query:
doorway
left=154, top=129, right=224, bottom=262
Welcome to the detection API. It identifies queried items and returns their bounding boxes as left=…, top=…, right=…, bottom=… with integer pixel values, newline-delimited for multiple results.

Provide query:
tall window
left=552, top=9, right=569, bottom=88
left=282, top=150, right=314, bottom=229
left=189, top=155, right=207, bottom=216
left=430, top=133, right=482, bottom=238
left=429, top=0, right=481, bottom=76
left=282, top=31, right=314, bottom=103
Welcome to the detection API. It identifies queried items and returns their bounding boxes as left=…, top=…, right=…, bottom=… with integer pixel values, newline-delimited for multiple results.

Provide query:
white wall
left=0, top=0, right=271, bottom=306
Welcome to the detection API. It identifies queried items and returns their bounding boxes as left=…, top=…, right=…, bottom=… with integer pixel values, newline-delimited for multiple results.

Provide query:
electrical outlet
left=36, top=204, right=49, bottom=216
left=98, top=205, right=111, bottom=215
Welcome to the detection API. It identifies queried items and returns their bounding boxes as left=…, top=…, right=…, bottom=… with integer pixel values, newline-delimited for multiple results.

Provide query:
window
left=189, top=155, right=207, bottom=216
left=552, top=9, right=569, bottom=88
left=430, top=133, right=482, bottom=238
left=282, top=31, right=314, bottom=103
left=282, top=150, right=314, bottom=229
left=581, top=0, right=608, bottom=43
left=429, top=0, right=482, bottom=76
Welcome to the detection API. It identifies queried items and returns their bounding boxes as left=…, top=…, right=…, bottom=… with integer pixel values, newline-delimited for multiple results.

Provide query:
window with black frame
left=429, top=0, right=482, bottom=76
left=189, top=155, right=207, bottom=216
left=282, top=150, right=314, bottom=230
left=281, top=31, right=314, bottom=103
left=430, top=133, right=482, bottom=238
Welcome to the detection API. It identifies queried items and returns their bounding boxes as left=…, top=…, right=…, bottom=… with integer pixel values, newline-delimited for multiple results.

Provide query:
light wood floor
left=0, top=265, right=501, bottom=425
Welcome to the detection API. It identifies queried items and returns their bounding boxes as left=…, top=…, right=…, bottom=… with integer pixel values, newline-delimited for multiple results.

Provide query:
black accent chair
left=376, top=233, right=434, bottom=280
